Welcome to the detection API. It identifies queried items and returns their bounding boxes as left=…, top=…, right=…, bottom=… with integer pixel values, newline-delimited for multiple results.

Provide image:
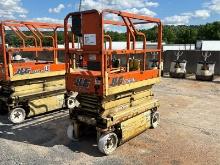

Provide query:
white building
left=163, top=44, right=195, bottom=51
left=196, top=40, right=220, bottom=51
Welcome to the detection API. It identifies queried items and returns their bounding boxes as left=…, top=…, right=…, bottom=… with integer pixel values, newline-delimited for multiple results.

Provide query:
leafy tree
left=4, top=21, right=220, bottom=46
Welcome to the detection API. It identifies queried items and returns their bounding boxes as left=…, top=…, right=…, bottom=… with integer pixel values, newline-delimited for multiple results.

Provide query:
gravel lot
left=0, top=76, right=220, bottom=165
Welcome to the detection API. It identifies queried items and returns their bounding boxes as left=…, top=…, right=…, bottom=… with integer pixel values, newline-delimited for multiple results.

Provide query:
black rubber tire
left=8, top=108, right=26, bottom=124
left=151, top=111, right=160, bottom=129
left=98, top=132, right=118, bottom=155
left=67, top=122, right=79, bottom=141
left=196, top=75, right=214, bottom=81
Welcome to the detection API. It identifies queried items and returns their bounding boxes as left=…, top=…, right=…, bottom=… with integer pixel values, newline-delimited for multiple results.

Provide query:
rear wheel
left=98, top=132, right=118, bottom=155
left=9, top=108, right=26, bottom=124
left=67, top=122, right=79, bottom=141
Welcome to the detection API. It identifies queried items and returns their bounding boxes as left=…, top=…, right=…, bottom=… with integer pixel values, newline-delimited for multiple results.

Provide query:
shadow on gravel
left=66, top=129, right=103, bottom=157
left=0, top=110, right=69, bottom=147
left=0, top=110, right=103, bottom=157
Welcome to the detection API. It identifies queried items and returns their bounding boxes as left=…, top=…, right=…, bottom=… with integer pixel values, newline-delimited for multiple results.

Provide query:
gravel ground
left=0, top=76, right=220, bottom=165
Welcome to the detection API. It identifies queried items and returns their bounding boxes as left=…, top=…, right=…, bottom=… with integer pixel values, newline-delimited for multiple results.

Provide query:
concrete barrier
left=163, top=50, right=220, bottom=75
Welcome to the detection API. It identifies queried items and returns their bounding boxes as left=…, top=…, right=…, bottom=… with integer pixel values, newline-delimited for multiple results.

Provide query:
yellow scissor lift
left=0, top=21, right=67, bottom=123
left=64, top=9, right=162, bottom=154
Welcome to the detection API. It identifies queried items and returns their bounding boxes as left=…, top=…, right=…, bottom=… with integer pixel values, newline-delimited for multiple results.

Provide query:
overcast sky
left=0, top=0, right=219, bottom=25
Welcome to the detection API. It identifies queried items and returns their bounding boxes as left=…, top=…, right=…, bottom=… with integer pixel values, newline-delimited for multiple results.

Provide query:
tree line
left=106, top=21, right=220, bottom=44
left=5, top=21, right=220, bottom=47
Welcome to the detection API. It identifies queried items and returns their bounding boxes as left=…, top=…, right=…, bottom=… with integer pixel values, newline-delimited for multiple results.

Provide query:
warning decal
left=84, top=34, right=96, bottom=45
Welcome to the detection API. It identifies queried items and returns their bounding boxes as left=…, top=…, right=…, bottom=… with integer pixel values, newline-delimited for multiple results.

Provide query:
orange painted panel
left=12, top=62, right=65, bottom=76
left=109, top=70, right=159, bottom=87
left=66, top=71, right=102, bottom=95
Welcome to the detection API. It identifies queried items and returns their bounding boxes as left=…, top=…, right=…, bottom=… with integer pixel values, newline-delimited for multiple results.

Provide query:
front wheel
left=9, top=108, right=26, bottom=124
left=98, top=132, right=118, bottom=155
left=151, top=111, right=160, bottom=129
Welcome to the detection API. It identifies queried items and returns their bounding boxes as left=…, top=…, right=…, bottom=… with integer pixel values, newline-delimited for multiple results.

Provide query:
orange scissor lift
left=64, top=9, right=162, bottom=154
left=0, top=20, right=66, bottom=123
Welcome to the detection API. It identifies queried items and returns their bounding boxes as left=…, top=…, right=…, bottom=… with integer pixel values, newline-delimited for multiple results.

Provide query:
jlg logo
left=75, top=78, right=90, bottom=88
left=110, top=77, right=135, bottom=87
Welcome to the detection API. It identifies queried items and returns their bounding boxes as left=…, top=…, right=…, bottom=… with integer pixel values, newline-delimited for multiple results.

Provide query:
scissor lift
left=64, top=9, right=162, bottom=154
left=0, top=20, right=66, bottom=123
